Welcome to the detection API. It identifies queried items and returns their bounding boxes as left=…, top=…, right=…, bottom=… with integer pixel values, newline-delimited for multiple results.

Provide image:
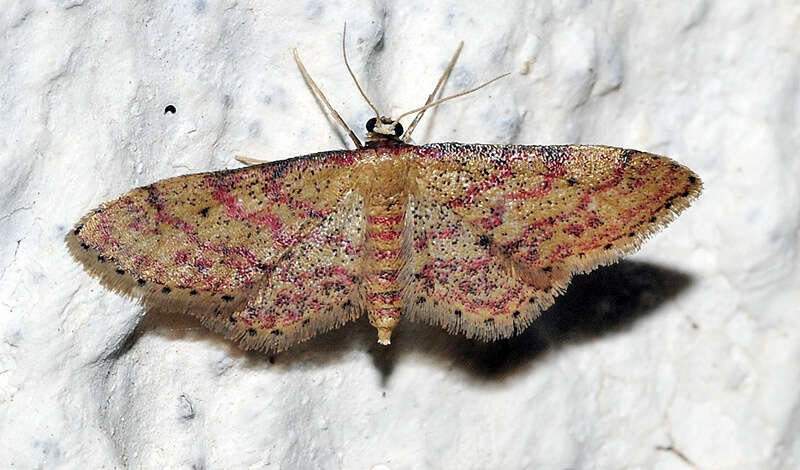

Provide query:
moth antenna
left=293, top=48, right=363, bottom=149
left=393, top=72, right=511, bottom=125
left=402, top=41, right=464, bottom=142
left=342, top=23, right=381, bottom=120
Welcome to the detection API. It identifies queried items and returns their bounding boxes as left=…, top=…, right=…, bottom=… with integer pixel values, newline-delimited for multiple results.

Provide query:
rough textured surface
left=1, top=1, right=798, bottom=468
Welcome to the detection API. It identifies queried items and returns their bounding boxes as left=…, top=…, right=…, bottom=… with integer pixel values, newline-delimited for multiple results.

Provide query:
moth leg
left=235, top=155, right=270, bottom=166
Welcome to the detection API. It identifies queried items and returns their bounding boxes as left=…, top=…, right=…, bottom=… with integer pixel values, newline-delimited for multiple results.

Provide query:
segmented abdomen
left=364, top=191, right=407, bottom=320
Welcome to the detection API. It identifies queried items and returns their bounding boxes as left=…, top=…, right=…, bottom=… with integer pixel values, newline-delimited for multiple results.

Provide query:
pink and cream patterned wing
left=403, top=196, right=548, bottom=340
left=409, top=143, right=702, bottom=340
left=67, top=150, right=364, bottom=321
left=222, top=190, right=367, bottom=352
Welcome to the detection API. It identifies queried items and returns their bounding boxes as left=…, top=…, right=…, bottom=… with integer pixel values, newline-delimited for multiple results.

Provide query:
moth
left=67, top=33, right=702, bottom=353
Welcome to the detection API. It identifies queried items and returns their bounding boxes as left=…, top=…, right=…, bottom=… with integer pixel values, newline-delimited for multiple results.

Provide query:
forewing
left=67, top=150, right=362, bottom=318
left=410, top=143, right=702, bottom=338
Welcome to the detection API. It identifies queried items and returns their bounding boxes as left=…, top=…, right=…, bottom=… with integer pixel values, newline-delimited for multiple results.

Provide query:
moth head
left=293, top=26, right=509, bottom=148
left=366, top=117, right=404, bottom=140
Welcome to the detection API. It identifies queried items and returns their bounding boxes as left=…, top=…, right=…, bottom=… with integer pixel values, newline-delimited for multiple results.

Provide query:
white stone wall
left=1, top=1, right=798, bottom=468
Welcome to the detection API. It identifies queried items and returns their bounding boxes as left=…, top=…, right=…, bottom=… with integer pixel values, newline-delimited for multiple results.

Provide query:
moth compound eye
left=393, top=122, right=404, bottom=137
left=366, top=117, right=377, bottom=133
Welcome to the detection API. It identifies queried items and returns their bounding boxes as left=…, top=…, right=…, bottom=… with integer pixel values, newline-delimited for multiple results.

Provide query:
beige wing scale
left=408, top=143, right=702, bottom=340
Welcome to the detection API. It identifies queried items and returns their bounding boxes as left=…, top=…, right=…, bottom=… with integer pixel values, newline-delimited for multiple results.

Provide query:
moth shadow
left=133, top=260, right=692, bottom=380
left=135, top=300, right=383, bottom=366
left=380, top=260, right=694, bottom=381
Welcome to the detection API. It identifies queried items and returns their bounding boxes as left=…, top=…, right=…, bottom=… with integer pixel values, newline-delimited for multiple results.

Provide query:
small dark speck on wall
left=164, top=104, right=177, bottom=114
